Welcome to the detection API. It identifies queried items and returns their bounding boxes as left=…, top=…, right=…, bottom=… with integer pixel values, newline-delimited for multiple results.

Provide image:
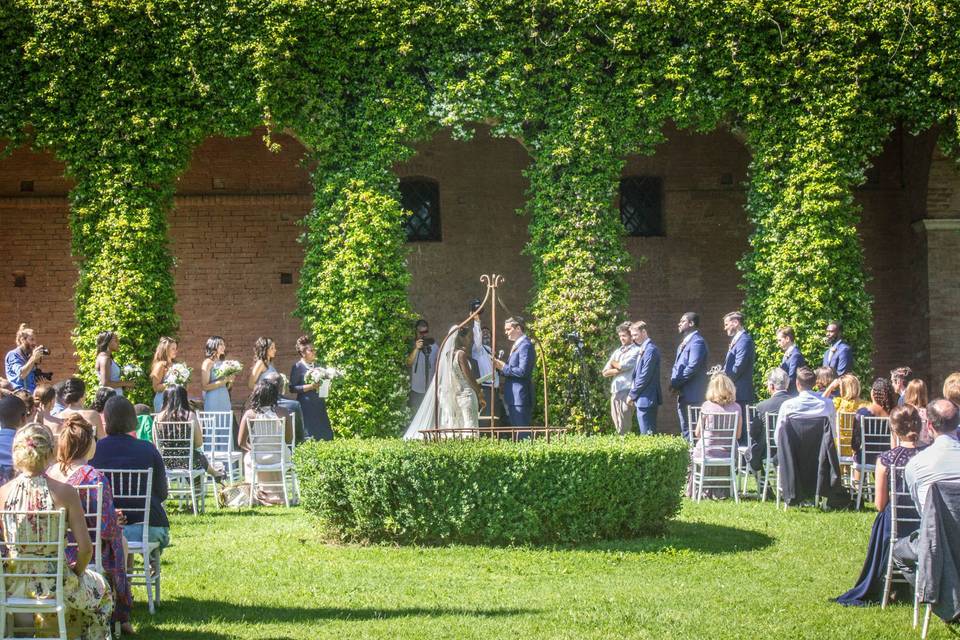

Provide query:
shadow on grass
left=569, top=520, right=775, bottom=555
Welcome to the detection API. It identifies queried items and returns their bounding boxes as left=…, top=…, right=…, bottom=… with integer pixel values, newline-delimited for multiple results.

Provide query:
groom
left=493, top=316, right=535, bottom=430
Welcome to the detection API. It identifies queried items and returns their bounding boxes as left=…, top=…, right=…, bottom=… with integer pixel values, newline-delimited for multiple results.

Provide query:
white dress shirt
left=775, top=390, right=836, bottom=440
left=905, top=433, right=960, bottom=513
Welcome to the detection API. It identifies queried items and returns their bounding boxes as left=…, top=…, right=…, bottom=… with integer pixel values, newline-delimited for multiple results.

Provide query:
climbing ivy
left=1, top=0, right=957, bottom=428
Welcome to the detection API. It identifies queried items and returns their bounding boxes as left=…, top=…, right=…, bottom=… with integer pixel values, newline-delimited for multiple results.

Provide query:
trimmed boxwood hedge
left=293, top=435, right=689, bottom=545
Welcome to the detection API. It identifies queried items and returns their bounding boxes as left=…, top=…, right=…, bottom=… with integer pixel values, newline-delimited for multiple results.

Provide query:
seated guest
left=942, top=372, right=960, bottom=422
left=890, top=366, right=913, bottom=405
left=134, top=403, right=154, bottom=441
left=690, top=373, right=741, bottom=499
left=32, top=383, right=63, bottom=432
left=0, top=395, right=27, bottom=484
left=903, top=379, right=930, bottom=444
left=893, top=399, right=960, bottom=585
left=91, top=386, right=117, bottom=415
left=155, top=385, right=224, bottom=482
left=57, top=377, right=105, bottom=439
left=47, top=415, right=134, bottom=634
left=13, top=389, right=33, bottom=419
left=815, top=366, right=837, bottom=398
left=850, top=378, right=896, bottom=459
left=835, top=405, right=924, bottom=606
left=0, top=423, right=113, bottom=637
left=776, top=367, right=836, bottom=440
left=826, top=373, right=865, bottom=415
left=90, top=396, right=170, bottom=552
left=238, top=381, right=294, bottom=505
left=748, top=368, right=792, bottom=473
left=51, top=379, right=67, bottom=415
left=0, top=377, right=13, bottom=396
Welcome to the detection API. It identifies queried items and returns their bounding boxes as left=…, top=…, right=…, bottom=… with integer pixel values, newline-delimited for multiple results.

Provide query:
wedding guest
left=602, top=322, right=640, bottom=435
left=90, top=396, right=170, bottom=552
left=691, top=373, right=741, bottom=498
left=722, top=311, right=755, bottom=441
left=835, top=405, right=924, bottom=606
left=903, top=379, right=929, bottom=425
left=824, top=373, right=864, bottom=414
left=13, top=390, right=33, bottom=419
left=57, top=377, right=105, bottom=439
left=815, top=366, right=836, bottom=398
left=671, top=312, right=709, bottom=440
left=134, top=403, right=153, bottom=441
left=0, top=423, right=113, bottom=637
left=155, top=385, right=224, bottom=482
left=47, top=414, right=134, bottom=633
left=890, top=366, right=913, bottom=405
left=850, top=377, right=897, bottom=460
left=0, top=377, right=12, bottom=396
left=0, top=395, right=27, bottom=484
left=249, top=337, right=304, bottom=442
left=4, top=323, right=46, bottom=393
left=822, top=321, right=853, bottom=376
left=289, top=336, right=333, bottom=441
left=91, top=386, right=117, bottom=414
left=406, top=320, right=438, bottom=411
left=453, top=326, right=486, bottom=427
left=149, top=336, right=178, bottom=412
left=493, top=316, right=536, bottom=431
left=747, top=368, right=792, bottom=475
left=32, top=383, right=63, bottom=432
left=942, top=372, right=960, bottom=412
left=52, top=380, right=67, bottom=415
left=95, top=331, right=134, bottom=397
left=237, top=381, right=293, bottom=505
left=201, top=336, right=235, bottom=415
left=776, top=326, right=806, bottom=395
left=626, top=321, right=661, bottom=435
left=775, top=367, right=836, bottom=440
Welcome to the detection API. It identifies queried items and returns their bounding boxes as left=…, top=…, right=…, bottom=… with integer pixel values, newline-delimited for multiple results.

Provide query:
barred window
left=400, top=178, right=441, bottom=242
left=619, top=176, right=664, bottom=237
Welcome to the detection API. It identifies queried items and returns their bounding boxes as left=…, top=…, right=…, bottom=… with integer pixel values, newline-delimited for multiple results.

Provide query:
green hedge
left=294, top=435, right=689, bottom=545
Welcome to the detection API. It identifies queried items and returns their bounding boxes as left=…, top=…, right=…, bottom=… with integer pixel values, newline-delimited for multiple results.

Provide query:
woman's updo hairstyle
left=295, top=335, right=312, bottom=357
left=13, top=423, right=54, bottom=474
left=57, top=414, right=96, bottom=472
left=889, top=405, right=922, bottom=442
left=62, top=376, right=86, bottom=405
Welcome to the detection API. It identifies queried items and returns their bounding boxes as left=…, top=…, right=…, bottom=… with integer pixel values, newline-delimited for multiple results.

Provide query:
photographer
left=407, top=319, right=438, bottom=411
left=4, top=323, right=49, bottom=393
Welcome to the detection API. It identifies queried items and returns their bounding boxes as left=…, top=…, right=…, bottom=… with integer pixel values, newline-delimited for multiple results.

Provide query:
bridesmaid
left=289, top=336, right=333, bottom=441
left=201, top=336, right=235, bottom=415
left=95, top=331, right=135, bottom=397
left=150, top=336, right=178, bottom=413
left=248, top=336, right=304, bottom=442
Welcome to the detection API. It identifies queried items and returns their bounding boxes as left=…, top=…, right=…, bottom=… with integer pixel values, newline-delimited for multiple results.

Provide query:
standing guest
left=4, top=323, right=47, bottom=393
left=626, top=321, right=661, bottom=435
left=747, top=368, right=792, bottom=475
left=493, top=316, right=536, bottom=430
left=155, top=386, right=224, bottom=481
left=248, top=337, right=304, bottom=442
left=47, top=414, right=134, bottom=633
left=835, top=405, right=925, bottom=606
left=670, top=312, right=709, bottom=441
left=201, top=336, right=235, bottom=415
left=602, top=322, right=641, bottom=435
left=57, top=377, right=105, bottom=440
left=822, top=321, right=853, bottom=376
left=406, top=320, right=438, bottom=411
left=289, top=336, right=333, bottom=441
left=237, top=381, right=294, bottom=505
left=691, top=373, right=742, bottom=498
left=775, top=367, right=836, bottom=440
left=776, top=326, right=806, bottom=395
left=149, top=336, right=178, bottom=413
left=893, top=399, right=960, bottom=586
left=722, top=311, right=755, bottom=442
left=815, top=367, right=837, bottom=398
left=32, top=383, right=63, bottom=432
left=90, top=396, right=170, bottom=552
left=890, top=366, right=913, bottom=405
left=0, top=423, right=113, bottom=638
left=95, top=331, right=134, bottom=397
left=0, top=395, right=27, bottom=484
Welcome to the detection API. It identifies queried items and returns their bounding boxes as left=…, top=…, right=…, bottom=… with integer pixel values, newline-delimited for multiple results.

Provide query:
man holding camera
left=5, top=323, right=48, bottom=393
left=407, top=319, right=438, bottom=411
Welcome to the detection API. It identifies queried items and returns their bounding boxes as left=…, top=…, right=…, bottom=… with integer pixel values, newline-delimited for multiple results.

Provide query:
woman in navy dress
left=834, top=404, right=924, bottom=606
left=289, top=336, right=333, bottom=441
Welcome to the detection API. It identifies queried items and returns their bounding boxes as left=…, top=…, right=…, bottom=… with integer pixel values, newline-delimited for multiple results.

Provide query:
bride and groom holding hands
left=404, top=315, right=535, bottom=439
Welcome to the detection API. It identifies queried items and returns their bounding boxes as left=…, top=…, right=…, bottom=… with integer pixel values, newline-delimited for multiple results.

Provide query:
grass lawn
left=132, top=500, right=951, bottom=639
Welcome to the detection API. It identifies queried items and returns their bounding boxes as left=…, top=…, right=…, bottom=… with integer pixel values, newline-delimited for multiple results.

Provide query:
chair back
left=890, top=465, right=921, bottom=541
left=198, top=411, right=234, bottom=455
left=98, top=468, right=154, bottom=550
left=764, top=412, right=779, bottom=463
left=686, top=405, right=702, bottom=444
left=859, top=416, right=892, bottom=466
left=697, top=411, right=739, bottom=461
left=0, top=509, right=67, bottom=609
left=72, top=483, right=104, bottom=571
left=154, top=419, right=197, bottom=473
left=836, top=411, right=856, bottom=459
left=249, top=417, right=289, bottom=462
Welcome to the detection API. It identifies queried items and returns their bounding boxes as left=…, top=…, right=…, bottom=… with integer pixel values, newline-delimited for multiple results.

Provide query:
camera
left=469, top=298, right=482, bottom=313
left=420, top=337, right=435, bottom=356
left=39, top=347, right=50, bottom=356
left=565, top=330, right=585, bottom=351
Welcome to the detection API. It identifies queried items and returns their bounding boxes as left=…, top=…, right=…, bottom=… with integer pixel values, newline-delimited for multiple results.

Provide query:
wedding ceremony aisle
left=133, top=500, right=945, bottom=639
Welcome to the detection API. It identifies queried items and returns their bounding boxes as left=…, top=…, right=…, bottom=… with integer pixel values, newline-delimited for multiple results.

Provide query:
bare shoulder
left=45, top=476, right=80, bottom=509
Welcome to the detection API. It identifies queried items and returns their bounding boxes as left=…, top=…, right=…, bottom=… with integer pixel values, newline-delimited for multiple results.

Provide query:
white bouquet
left=304, top=366, right=344, bottom=385
left=164, top=363, right=192, bottom=386
left=121, top=363, right=143, bottom=380
left=216, top=360, right=243, bottom=379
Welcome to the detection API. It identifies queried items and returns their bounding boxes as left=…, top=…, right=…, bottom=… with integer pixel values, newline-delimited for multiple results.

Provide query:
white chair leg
left=913, top=590, right=920, bottom=628
left=731, top=465, right=739, bottom=504
left=144, top=553, right=155, bottom=614
left=776, top=467, right=782, bottom=508
left=57, top=606, right=67, bottom=640
left=921, top=605, right=932, bottom=639
left=282, top=466, right=290, bottom=508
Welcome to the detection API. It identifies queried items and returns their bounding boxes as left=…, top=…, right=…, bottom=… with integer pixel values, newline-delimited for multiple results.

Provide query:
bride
left=404, top=326, right=486, bottom=439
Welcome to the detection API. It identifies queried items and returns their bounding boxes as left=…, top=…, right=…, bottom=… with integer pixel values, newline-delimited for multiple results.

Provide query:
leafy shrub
left=294, top=435, right=689, bottom=545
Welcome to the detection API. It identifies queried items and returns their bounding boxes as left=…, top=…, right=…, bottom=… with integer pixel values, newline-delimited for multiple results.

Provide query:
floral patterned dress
left=65, top=465, right=132, bottom=624
left=1, top=473, right=113, bottom=639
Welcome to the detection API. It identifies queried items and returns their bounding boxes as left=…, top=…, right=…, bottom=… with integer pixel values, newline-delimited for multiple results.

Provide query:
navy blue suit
left=724, top=331, right=756, bottom=443
left=779, top=345, right=806, bottom=395
left=627, top=339, right=662, bottom=434
left=822, top=340, right=853, bottom=376
left=500, top=335, right=535, bottom=428
left=671, top=331, right=709, bottom=439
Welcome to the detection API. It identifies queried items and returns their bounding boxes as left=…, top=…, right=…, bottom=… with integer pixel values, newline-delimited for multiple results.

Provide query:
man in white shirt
left=601, top=322, right=641, bottom=435
left=775, top=367, right=836, bottom=440
left=893, top=398, right=960, bottom=585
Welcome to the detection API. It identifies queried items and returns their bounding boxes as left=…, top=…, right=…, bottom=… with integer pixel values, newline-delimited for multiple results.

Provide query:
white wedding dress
left=404, top=326, right=460, bottom=439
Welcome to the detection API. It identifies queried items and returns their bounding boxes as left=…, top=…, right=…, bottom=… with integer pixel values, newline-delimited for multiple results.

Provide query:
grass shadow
left=570, top=520, right=775, bottom=555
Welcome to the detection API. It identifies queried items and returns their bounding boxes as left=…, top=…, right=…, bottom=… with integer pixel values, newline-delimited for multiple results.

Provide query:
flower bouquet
left=121, top=363, right=143, bottom=380
left=164, top=363, right=192, bottom=386
left=216, top=360, right=243, bottom=380
left=304, top=366, right=344, bottom=385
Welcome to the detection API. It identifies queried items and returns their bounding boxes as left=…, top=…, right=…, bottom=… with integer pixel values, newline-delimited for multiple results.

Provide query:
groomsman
left=776, top=325, right=806, bottom=395
left=670, top=312, right=709, bottom=440
left=626, top=321, right=661, bottom=435
left=493, top=316, right=535, bottom=431
left=723, top=311, right=756, bottom=442
left=822, top=321, right=853, bottom=376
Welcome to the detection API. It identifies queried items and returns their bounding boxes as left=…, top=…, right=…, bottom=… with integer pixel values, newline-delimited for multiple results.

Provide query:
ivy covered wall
left=1, top=0, right=956, bottom=433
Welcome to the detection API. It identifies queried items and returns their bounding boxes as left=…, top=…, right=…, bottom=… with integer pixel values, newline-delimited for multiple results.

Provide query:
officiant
left=467, top=298, right=503, bottom=428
